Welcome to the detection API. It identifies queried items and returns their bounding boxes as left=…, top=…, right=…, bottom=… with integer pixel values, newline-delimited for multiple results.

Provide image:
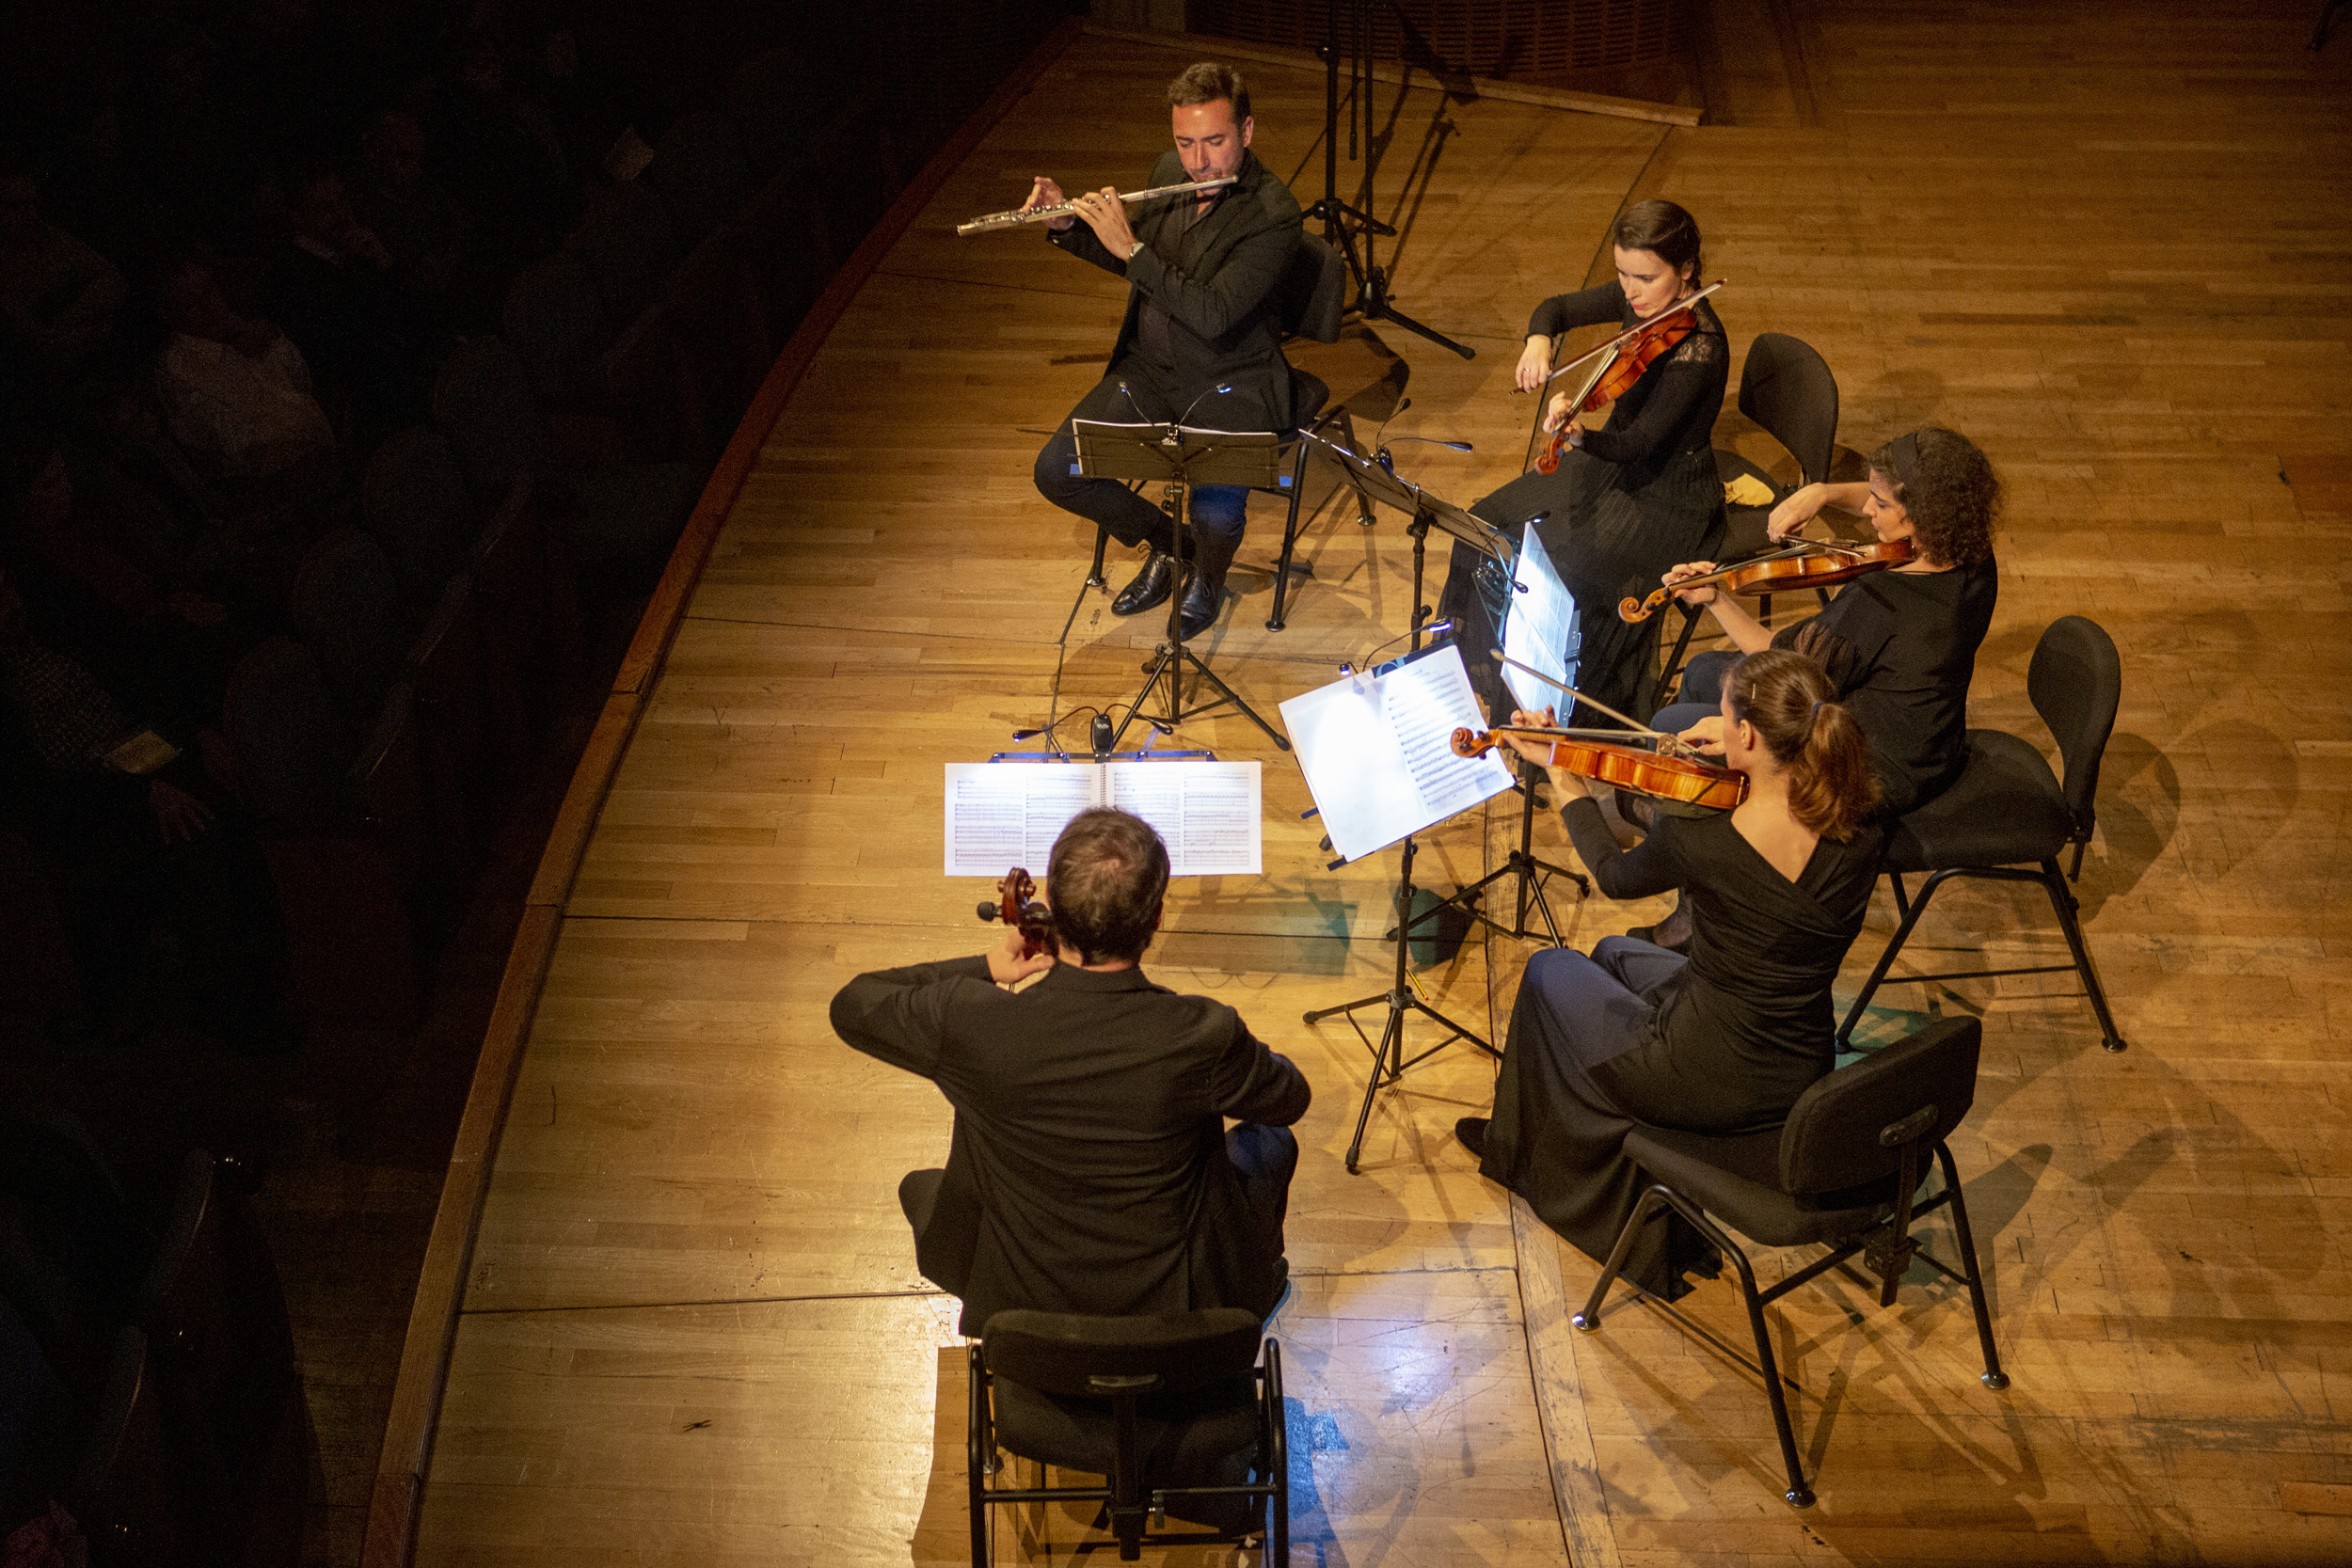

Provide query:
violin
left=1452, top=725, right=1747, bottom=811
left=1616, top=536, right=1915, bottom=624
left=1532, top=279, right=1726, bottom=477
left=977, top=867, right=1057, bottom=959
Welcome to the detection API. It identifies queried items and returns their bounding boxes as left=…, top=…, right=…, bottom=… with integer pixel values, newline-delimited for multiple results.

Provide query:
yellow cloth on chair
left=1723, top=473, right=1777, bottom=507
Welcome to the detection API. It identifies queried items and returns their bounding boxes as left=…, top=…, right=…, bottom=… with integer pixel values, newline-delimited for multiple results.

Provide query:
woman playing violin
left=1455, top=648, right=1882, bottom=1300
left=1656, top=425, right=2000, bottom=819
left=1437, top=199, right=1728, bottom=729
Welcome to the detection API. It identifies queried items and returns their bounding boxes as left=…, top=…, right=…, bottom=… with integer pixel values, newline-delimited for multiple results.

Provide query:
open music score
left=943, top=760, right=1263, bottom=878
left=1500, top=519, right=1580, bottom=717
left=1279, top=642, right=1516, bottom=863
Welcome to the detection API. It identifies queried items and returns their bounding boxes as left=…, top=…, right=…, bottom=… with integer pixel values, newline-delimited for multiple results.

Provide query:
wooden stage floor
left=409, top=7, right=2352, bottom=1564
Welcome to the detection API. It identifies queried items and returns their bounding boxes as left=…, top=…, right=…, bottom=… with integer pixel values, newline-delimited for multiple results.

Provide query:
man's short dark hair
left=1167, top=62, right=1249, bottom=125
left=1046, top=809, right=1169, bottom=965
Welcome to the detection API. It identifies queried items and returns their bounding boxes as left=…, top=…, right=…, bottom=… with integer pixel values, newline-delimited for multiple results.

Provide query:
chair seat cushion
left=991, top=1373, right=1263, bottom=1528
left=1627, top=1125, right=1894, bottom=1250
left=1883, top=729, right=2072, bottom=873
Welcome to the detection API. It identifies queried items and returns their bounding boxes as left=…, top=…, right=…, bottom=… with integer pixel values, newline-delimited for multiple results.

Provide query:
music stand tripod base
left=1305, top=833, right=1497, bottom=1174
left=1072, top=420, right=1295, bottom=752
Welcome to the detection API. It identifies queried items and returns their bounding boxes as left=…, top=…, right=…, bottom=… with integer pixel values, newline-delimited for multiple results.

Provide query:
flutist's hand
left=1023, top=176, right=1074, bottom=231
left=1069, top=187, right=1138, bottom=258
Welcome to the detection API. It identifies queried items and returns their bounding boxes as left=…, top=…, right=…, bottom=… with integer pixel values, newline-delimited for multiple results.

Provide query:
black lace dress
left=1439, top=284, right=1728, bottom=728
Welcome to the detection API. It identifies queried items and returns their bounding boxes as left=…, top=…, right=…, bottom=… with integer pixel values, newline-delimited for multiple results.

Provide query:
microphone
left=1386, top=435, right=1474, bottom=453
left=1371, top=397, right=1412, bottom=451
left=1116, top=380, right=1150, bottom=423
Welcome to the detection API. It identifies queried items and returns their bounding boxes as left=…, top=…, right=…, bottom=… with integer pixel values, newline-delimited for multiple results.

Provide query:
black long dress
left=1438, top=283, right=1728, bottom=728
left=1481, top=796, right=1883, bottom=1297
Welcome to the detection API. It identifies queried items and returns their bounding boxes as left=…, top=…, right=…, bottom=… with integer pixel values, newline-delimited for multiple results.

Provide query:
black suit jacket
left=1051, top=149, right=1304, bottom=434
left=832, top=956, right=1311, bottom=1337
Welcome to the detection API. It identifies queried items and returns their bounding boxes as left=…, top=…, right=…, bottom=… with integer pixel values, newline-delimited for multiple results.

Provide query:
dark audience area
left=0, top=0, right=1081, bottom=1560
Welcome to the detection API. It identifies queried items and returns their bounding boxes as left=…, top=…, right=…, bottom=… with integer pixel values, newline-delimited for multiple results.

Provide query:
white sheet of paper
left=942, top=761, right=1262, bottom=878
left=1501, top=520, right=1581, bottom=719
left=1279, top=642, right=1516, bottom=863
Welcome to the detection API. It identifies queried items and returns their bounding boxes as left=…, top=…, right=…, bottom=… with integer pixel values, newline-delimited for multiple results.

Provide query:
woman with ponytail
left=1456, top=648, right=1883, bottom=1301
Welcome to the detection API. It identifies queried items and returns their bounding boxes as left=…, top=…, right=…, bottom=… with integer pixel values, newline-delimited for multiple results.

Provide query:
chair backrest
left=223, top=637, right=353, bottom=824
left=503, top=253, right=615, bottom=404
left=1278, top=232, right=1348, bottom=345
left=1777, top=1016, right=1982, bottom=1196
left=1735, top=333, right=1838, bottom=485
left=432, top=336, right=551, bottom=499
left=570, top=180, right=682, bottom=325
left=644, top=110, right=755, bottom=248
left=2026, top=614, right=2122, bottom=838
left=723, top=47, right=824, bottom=179
left=290, top=527, right=405, bottom=718
left=362, top=427, right=476, bottom=596
left=982, top=1308, right=1263, bottom=1400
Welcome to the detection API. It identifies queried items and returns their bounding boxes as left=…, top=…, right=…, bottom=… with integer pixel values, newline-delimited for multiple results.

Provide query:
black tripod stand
left=1300, top=510, right=1508, bottom=1174
left=1308, top=0, right=1476, bottom=361
left=1070, top=420, right=1292, bottom=752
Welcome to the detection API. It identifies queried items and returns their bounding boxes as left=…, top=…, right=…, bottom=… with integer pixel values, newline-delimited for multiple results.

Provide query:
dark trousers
left=898, top=1123, right=1298, bottom=1309
left=1033, top=371, right=1248, bottom=554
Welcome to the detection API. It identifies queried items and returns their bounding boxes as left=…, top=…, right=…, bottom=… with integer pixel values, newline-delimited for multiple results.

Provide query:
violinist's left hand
left=1541, top=393, right=1581, bottom=440
left=987, top=921, right=1057, bottom=987
left=1676, top=715, right=1726, bottom=756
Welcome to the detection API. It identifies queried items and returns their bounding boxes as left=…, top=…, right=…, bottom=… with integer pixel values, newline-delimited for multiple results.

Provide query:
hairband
left=1802, top=698, right=1825, bottom=743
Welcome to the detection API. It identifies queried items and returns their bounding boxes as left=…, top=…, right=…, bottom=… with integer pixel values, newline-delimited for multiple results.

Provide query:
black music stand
left=1295, top=428, right=1589, bottom=938
left=1073, top=420, right=1291, bottom=752
left=1286, top=641, right=1514, bottom=1173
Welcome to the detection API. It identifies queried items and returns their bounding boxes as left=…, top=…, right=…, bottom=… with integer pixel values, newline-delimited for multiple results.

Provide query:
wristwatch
left=1128, top=239, right=1146, bottom=261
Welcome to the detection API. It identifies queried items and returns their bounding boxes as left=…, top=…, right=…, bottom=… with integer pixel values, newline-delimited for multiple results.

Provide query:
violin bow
left=1532, top=279, right=1729, bottom=392
left=1486, top=652, right=1701, bottom=753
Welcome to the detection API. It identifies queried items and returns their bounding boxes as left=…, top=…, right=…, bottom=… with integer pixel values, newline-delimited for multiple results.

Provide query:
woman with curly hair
left=1658, top=425, right=2001, bottom=819
left=1456, top=649, right=1883, bottom=1300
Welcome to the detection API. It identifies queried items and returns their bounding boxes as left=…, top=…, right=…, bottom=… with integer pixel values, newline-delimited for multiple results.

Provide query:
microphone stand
left=1308, top=0, right=1476, bottom=361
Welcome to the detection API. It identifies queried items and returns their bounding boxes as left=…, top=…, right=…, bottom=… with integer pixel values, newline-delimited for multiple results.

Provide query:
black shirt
left=1526, top=283, right=1727, bottom=470
left=1772, top=559, right=1998, bottom=815
left=1561, top=797, right=1883, bottom=1125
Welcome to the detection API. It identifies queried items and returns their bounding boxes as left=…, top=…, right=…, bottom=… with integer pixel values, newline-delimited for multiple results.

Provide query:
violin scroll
left=977, top=866, right=1057, bottom=959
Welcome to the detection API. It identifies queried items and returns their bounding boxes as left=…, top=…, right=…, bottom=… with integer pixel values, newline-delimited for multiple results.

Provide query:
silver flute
left=956, top=176, right=1237, bottom=237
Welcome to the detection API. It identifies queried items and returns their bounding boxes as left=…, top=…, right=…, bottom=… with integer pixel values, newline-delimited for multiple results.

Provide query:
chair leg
left=1837, top=868, right=1955, bottom=1045
left=1935, top=1143, right=2010, bottom=1392
left=1887, top=869, right=1911, bottom=924
left=1646, top=1191, right=1813, bottom=1507
left=2036, top=858, right=2127, bottom=1053
left=1266, top=438, right=1312, bottom=630
left=1572, top=1188, right=1672, bottom=1329
left=1087, top=523, right=1111, bottom=590
left=1264, top=1339, right=1289, bottom=1566
left=967, top=1346, right=990, bottom=1567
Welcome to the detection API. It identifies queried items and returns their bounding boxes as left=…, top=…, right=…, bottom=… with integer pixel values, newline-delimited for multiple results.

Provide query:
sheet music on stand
left=1500, top=519, right=1581, bottom=716
left=943, top=759, right=1263, bottom=878
left=1278, top=641, right=1516, bottom=864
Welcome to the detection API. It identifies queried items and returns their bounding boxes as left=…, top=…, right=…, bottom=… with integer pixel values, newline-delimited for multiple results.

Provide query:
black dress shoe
left=1454, top=1117, right=1490, bottom=1160
left=1177, top=570, right=1223, bottom=639
left=1112, top=548, right=1177, bottom=616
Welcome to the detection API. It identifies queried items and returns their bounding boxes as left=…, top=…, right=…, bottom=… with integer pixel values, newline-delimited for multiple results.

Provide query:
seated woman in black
left=1435, top=199, right=1726, bottom=730
left=1456, top=648, right=1883, bottom=1300
left=1655, top=425, right=2001, bottom=818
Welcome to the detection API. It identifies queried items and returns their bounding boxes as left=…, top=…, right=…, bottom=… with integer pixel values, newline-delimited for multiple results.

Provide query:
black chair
left=968, top=1308, right=1287, bottom=1565
left=1663, top=332, right=1843, bottom=689
left=1838, top=615, right=2127, bottom=1053
left=1261, top=230, right=1379, bottom=630
left=1572, top=1015, right=2008, bottom=1508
